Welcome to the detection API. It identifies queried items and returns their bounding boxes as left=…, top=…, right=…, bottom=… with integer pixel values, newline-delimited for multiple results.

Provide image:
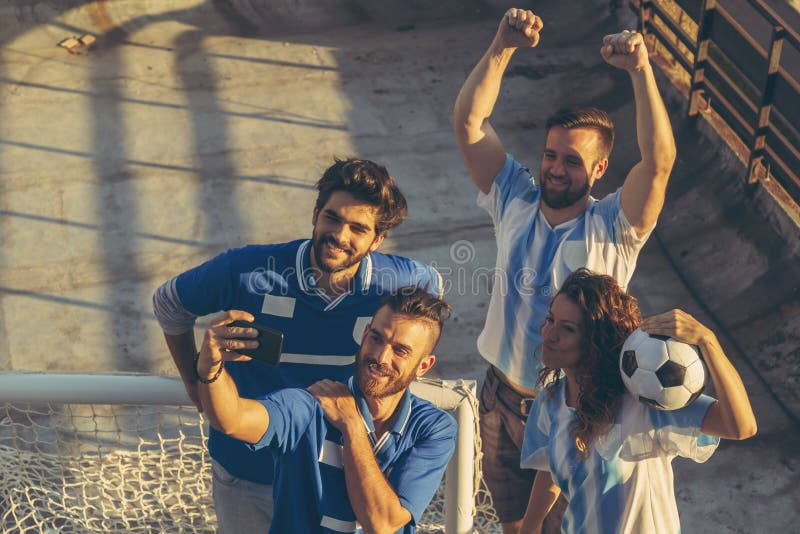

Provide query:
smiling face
left=311, top=191, right=384, bottom=275
left=539, top=126, right=608, bottom=210
left=541, top=294, right=585, bottom=371
left=355, top=306, right=436, bottom=399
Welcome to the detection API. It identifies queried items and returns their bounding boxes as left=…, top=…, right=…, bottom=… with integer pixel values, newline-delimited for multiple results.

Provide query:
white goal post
left=0, top=372, right=485, bottom=533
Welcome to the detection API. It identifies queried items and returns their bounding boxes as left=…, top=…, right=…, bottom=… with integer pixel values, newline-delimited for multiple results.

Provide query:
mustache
left=363, top=361, right=396, bottom=378
left=545, top=172, right=567, bottom=182
left=320, top=235, right=353, bottom=253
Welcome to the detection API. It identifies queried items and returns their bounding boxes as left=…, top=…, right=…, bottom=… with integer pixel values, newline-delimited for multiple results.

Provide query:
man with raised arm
left=195, top=287, right=456, bottom=533
left=152, top=158, right=442, bottom=531
left=452, top=7, right=676, bottom=533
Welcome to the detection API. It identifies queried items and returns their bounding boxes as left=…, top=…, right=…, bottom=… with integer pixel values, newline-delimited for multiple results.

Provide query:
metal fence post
left=747, top=24, right=785, bottom=186
left=688, top=0, right=716, bottom=117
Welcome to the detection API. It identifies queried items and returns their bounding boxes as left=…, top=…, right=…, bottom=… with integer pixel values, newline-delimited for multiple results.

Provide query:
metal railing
left=630, top=0, right=800, bottom=206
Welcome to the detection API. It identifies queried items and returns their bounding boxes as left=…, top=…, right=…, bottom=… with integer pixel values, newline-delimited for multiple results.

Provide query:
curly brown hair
left=537, top=268, right=641, bottom=456
left=315, top=158, right=408, bottom=236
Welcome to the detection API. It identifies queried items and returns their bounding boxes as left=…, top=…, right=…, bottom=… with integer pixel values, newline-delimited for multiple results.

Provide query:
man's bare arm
left=309, top=380, right=411, bottom=534
left=603, top=31, right=677, bottom=237
left=196, top=311, right=270, bottom=445
left=452, top=8, right=543, bottom=194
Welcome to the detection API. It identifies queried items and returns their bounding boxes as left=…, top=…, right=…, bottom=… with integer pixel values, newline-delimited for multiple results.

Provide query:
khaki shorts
left=479, top=366, right=566, bottom=529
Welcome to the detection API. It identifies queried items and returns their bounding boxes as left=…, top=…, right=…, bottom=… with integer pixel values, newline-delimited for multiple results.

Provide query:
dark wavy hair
left=537, top=268, right=641, bottom=456
left=315, top=158, right=408, bottom=236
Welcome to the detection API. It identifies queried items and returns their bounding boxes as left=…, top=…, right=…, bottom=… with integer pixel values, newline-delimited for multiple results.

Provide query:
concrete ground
left=0, top=0, right=798, bottom=532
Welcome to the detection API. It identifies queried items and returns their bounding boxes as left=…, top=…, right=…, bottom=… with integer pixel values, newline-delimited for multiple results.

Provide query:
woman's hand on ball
left=640, top=309, right=716, bottom=347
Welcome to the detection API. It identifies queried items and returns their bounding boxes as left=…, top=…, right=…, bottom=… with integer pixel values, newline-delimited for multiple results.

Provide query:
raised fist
left=496, top=8, right=543, bottom=49
left=600, top=30, right=649, bottom=72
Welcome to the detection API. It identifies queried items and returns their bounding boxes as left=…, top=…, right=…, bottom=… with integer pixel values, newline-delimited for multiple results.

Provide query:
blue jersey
left=173, top=239, right=442, bottom=483
left=521, top=381, right=719, bottom=533
left=253, top=377, right=457, bottom=534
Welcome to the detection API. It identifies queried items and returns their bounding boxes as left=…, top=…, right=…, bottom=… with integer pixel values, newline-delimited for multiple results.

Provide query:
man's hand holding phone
left=197, top=310, right=284, bottom=382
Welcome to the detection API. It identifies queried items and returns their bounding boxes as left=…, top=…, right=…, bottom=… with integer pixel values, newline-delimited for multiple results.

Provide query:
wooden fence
left=630, top=0, right=800, bottom=206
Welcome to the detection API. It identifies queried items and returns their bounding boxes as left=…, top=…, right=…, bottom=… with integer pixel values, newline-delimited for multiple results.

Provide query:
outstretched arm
left=452, top=8, right=543, bottom=194
left=309, top=380, right=411, bottom=534
left=520, top=470, right=561, bottom=534
left=641, top=310, right=757, bottom=440
left=602, top=31, right=677, bottom=238
left=196, top=310, right=271, bottom=445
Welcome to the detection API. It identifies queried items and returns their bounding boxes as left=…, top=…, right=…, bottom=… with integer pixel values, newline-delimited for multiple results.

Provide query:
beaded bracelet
left=194, top=352, right=224, bottom=384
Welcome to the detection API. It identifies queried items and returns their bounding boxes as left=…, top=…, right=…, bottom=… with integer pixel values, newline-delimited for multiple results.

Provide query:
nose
left=542, top=322, right=557, bottom=343
left=331, top=224, right=350, bottom=247
left=549, top=158, right=566, bottom=177
left=374, top=344, right=393, bottom=365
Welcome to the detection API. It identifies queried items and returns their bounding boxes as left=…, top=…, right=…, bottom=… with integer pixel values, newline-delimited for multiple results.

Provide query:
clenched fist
left=600, top=30, right=649, bottom=72
left=495, top=8, right=544, bottom=49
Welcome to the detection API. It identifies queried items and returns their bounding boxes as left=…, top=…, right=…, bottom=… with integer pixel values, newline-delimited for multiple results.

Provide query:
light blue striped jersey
left=477, top=155, right=651, bottom=389
left=172, top=239, right=442, bottom=484
left=521, top=381, right=719, bottom=534
left=253, top=377, right=456, bottom=534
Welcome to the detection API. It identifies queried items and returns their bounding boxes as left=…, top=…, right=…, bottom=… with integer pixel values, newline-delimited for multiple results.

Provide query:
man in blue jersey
left=452, top=8, right=676, bottom=533
left=195, top=287, right=457, bottom=534
left=152, top=158, right=442, bottom=532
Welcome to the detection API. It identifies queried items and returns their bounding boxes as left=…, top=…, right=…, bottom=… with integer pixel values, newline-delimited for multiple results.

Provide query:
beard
left=540, top=172, right=590, bottom=210
left=355, top=351, right=417, bottom=399
left=311, top=232, right=370, bottom=274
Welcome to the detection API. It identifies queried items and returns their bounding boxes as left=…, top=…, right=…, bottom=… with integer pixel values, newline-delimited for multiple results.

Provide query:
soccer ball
left=619, top=328, right=706, bottom=410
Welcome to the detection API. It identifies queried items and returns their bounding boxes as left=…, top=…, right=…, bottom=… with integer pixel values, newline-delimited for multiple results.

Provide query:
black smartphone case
left=227, top=320, right=284, bottom=365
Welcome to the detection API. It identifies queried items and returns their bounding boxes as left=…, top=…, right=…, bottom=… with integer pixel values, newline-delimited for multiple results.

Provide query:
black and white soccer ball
left=619, top=328, right=706, bottom=410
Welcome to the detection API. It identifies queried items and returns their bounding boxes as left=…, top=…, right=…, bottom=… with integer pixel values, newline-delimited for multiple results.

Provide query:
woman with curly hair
left=519, top=268, right=756, bottom=533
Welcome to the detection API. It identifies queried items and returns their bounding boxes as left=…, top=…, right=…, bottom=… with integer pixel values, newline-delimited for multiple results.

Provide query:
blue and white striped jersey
left=521, top=381, right=719, bottom=534
left=253, top=377, right=456, bottom=534
left=476, top=155, right=651, bottom=389
left=155, top=239, right=442, bottom=484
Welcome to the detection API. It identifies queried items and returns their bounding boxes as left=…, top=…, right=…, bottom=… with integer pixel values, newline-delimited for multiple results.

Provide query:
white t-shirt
left=476, top=154, right=651, bottom=389
left=521, top=381, right=719, bottom=534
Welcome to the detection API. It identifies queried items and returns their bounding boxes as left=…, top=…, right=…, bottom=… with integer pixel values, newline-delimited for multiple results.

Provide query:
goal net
left=0, top=373, right=499, bottom=533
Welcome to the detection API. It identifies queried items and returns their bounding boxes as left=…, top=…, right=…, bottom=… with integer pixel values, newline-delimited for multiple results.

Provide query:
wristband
left=194, top=352, right=223, bottom=384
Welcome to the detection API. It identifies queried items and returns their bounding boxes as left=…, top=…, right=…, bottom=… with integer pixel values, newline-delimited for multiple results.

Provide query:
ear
left=312, top=207, right=319, bottom=226
left=415, top=354, right=436, bottom=378
left=592, top=158, right=609, bottom=181
left=369, top=233, right=385, bottom=252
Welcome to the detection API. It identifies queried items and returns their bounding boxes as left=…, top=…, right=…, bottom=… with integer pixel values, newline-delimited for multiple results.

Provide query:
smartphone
left=227, top=320, right=284, bottom=365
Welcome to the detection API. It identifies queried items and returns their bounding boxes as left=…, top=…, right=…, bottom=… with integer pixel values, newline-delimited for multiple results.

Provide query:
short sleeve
left=249, top=389, right=317, bottom=454
left=476, top=154, right=538, bottom=225
left=520, top=393, right=552, bottom=471
left=411, top=261, right=444, bottom=299
left=650, top=394, right=720, bottom=462
left=593, top=189, right=652, bottom=261
left=387, top=412, right=457, bottom=524
left=174, top=248, right=240, bottom=316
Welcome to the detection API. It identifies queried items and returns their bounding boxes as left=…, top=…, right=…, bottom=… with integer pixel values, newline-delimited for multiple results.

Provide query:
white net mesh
left=1, top=403, right=213, bottom=532
left=0, top=376, right=499, bottom=533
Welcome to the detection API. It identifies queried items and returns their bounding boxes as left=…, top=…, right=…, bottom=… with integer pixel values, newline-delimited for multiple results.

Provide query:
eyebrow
left=543, top=148, right=584, bottom=162
left=324, top=209, right=373, bottom=232
left=548, top=313, right=579, bottom=327
left=369, top=327, right=412, bottom=354
left=393, top=341, right=413, bottom=354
